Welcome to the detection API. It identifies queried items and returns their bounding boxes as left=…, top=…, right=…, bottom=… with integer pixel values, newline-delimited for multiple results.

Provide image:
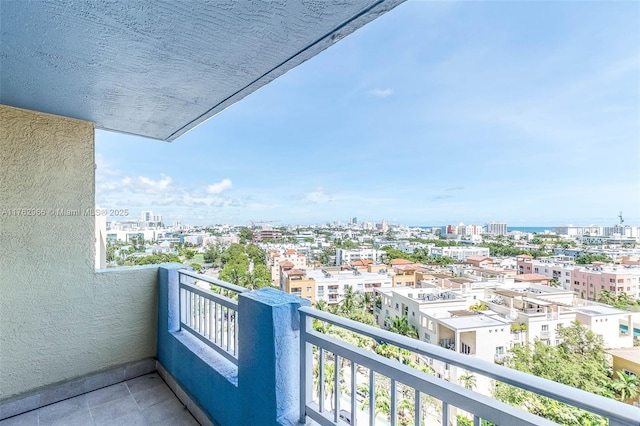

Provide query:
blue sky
left=96, top=1, right=640, bottom=227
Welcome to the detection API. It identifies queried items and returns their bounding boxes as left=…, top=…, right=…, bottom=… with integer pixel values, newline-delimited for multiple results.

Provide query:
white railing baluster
left=298, top=306, right=640, bottom=426
left=177, top=270, right=246, bottom=365
left=368, top=370, right=375, bottom=426
left=414, top=390, right=421, bottom=426
left=319, top=347, right=325, bottom=413
left=350, top=361, right=357, bottom=426
left=334, top=354, right=340, bottom=424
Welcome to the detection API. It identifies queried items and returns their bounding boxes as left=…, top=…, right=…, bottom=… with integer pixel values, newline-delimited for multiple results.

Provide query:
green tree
left=388, top=316, right=418, bottom=339
left=611, top=370, right=639, bottom=402
left=219, top=264, right=246, bottom=286
left=243, top=263, right=271, bottom=290
left=246, top=244, right=266, bottom=266
left=238, top=227, right=253, bottom=244
left=494, top=321, right=612, bottom=425
left=338, top=286, right=359, bottom=315
left=458, top=371, right=477, bottom=390
left=575, top=254, right=611, bottom=264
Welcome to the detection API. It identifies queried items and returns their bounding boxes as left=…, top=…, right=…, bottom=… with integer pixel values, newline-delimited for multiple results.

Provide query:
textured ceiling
left=0, top=0, right=404, bottom=141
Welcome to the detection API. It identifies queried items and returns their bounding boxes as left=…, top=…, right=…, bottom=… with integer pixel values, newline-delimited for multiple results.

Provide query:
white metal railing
left=178, top=269, right=248, bottom=365
left=299, top=307, right=640, bottom=426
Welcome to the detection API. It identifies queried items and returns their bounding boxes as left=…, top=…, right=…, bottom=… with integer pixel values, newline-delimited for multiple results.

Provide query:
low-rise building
left=281, top=267, right=392, bottom=306
left=266, top=248, right=307, bottom=286
left=335, top=248, right=384, bottom=266
left=429, top=246, right=490, bottom=261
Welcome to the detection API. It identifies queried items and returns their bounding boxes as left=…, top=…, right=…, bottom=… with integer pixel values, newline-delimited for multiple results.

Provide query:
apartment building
left=446, top=223, right=482, bottom=236
left=570, top=265, right=640, bottom=301
left=375, top=286, right=510, bottom=394
left=335, top=248, right=384, bottom=266
left=484, top=222, right=508, bottom=236
left=516, top=255, right=576, bottom=289
left=465, top=255, right=495, bottom=269
left=266, top=248, right=307, bottom=286
left=483, top=284, right=634, bottom=349
left=281, top=267, right=392, bottom=305
left=429, top=246, right=490, bottom=261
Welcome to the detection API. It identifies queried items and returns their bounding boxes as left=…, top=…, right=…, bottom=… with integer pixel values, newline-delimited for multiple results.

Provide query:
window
left=495, top=346, right=504, bottom=355
left=542, top=325, right=548, bottom=331
left=623, top=369, right=638, bottom=378
left=306, top=287, right=312, bottom=292
left=557, top=323, right=563, bottom=329
left=395, top=303, right=399, bottom=310
left=461, top=343, right=471, bottom=354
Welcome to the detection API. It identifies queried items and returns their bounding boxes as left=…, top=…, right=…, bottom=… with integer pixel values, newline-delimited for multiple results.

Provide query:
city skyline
left=96, top=1, right=640, bottom=226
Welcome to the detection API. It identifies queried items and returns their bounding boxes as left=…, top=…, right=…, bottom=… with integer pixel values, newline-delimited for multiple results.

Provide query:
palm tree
left=339, top=285, right=358, bottom=315
left=359, top=382, right=391, bottom=420
left=389, top=316, right=418, bottom=339
left=612, top=370, right=639, bottom=402
left=313, top=355, right=340, bottom=410
left=458, top=371, right=477, bottom=390
left=315, top=300, right=328, bottom=311
left=361, top=291, right=375, bottom=313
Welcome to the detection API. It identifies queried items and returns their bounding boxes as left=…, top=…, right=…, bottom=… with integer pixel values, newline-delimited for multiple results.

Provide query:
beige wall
left=0, top=105, right=158, bottom=399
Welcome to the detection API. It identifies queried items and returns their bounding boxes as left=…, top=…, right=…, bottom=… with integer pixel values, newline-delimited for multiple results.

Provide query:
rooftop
left=606, top=347, right=640, bottom=365
left=439, top=314, right=510, bottom=330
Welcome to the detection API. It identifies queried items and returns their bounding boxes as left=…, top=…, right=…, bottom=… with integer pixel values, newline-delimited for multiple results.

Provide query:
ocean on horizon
left=417, top=226, right=552, bottom=233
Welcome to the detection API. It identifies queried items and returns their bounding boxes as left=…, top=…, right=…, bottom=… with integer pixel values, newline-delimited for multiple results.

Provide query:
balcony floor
left=0, top=373, right=199, bottom=426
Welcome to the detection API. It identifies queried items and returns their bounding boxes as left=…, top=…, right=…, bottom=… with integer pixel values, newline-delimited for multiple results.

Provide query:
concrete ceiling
left=0, top=0, right=404, bottom=141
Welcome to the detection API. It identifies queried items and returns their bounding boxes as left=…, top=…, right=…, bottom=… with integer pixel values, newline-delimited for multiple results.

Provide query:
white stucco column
left=0, top=106, right=158, bottom=404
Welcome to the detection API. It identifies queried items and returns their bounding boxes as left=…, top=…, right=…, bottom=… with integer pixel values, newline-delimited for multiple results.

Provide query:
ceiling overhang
left=0, top=0, right=404, bottom=141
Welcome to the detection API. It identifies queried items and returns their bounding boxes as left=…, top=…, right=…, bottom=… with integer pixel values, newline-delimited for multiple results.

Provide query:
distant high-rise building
left=141, top=210, right=162, bottom=223
left=484, top=222, right=508, bottom=236
left=351, top=217, right=358, bottom=224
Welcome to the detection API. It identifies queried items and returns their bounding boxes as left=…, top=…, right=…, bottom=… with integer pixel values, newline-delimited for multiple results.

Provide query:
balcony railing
left=178, top=269, right=248, bottom=365
left=298, top=307, right=640, bottom=426
left=158, top=267, right=640, bottom=426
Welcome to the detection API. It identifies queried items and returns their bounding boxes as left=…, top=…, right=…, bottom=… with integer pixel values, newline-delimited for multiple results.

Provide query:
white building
left=484, top=222, right=508, bottom=236
left=335, top=248, right=384, bottom=266
left=140, top=210, right=162, bottom=223
left=429, top=246, right=490, bottom=261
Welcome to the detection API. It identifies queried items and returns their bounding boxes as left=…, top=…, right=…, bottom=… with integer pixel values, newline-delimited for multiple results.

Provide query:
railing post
left=299, top=310, right=313, bottom=424
left=238, top=288, right=310, bottom=426
left=157, top=265, right=185, bottom=370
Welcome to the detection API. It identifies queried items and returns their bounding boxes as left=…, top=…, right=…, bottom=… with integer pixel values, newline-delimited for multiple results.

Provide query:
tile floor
left=0, top=373, right=200, bottom=426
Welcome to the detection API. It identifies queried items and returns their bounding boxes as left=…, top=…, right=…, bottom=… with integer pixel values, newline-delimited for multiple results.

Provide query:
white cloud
left=303, top=187, right=334, bottom=204
left=367, top=88, right=394, bottom=98
left=207, top=178, right=233, bottom=194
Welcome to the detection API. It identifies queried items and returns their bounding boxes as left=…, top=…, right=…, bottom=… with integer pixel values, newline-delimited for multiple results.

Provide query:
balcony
left=438, top=338, right=456, bottom=351
left=2, top=265, right=640, bottom=426
left=494, top=353, right=508, bottom=364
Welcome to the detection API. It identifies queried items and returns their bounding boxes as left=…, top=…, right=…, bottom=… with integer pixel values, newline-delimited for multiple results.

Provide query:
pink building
left=570, top=266, right=640, bottom=300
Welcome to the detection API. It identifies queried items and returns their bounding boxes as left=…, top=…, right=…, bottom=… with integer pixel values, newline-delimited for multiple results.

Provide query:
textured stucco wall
left=0, top=105, right=158, bottom=399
